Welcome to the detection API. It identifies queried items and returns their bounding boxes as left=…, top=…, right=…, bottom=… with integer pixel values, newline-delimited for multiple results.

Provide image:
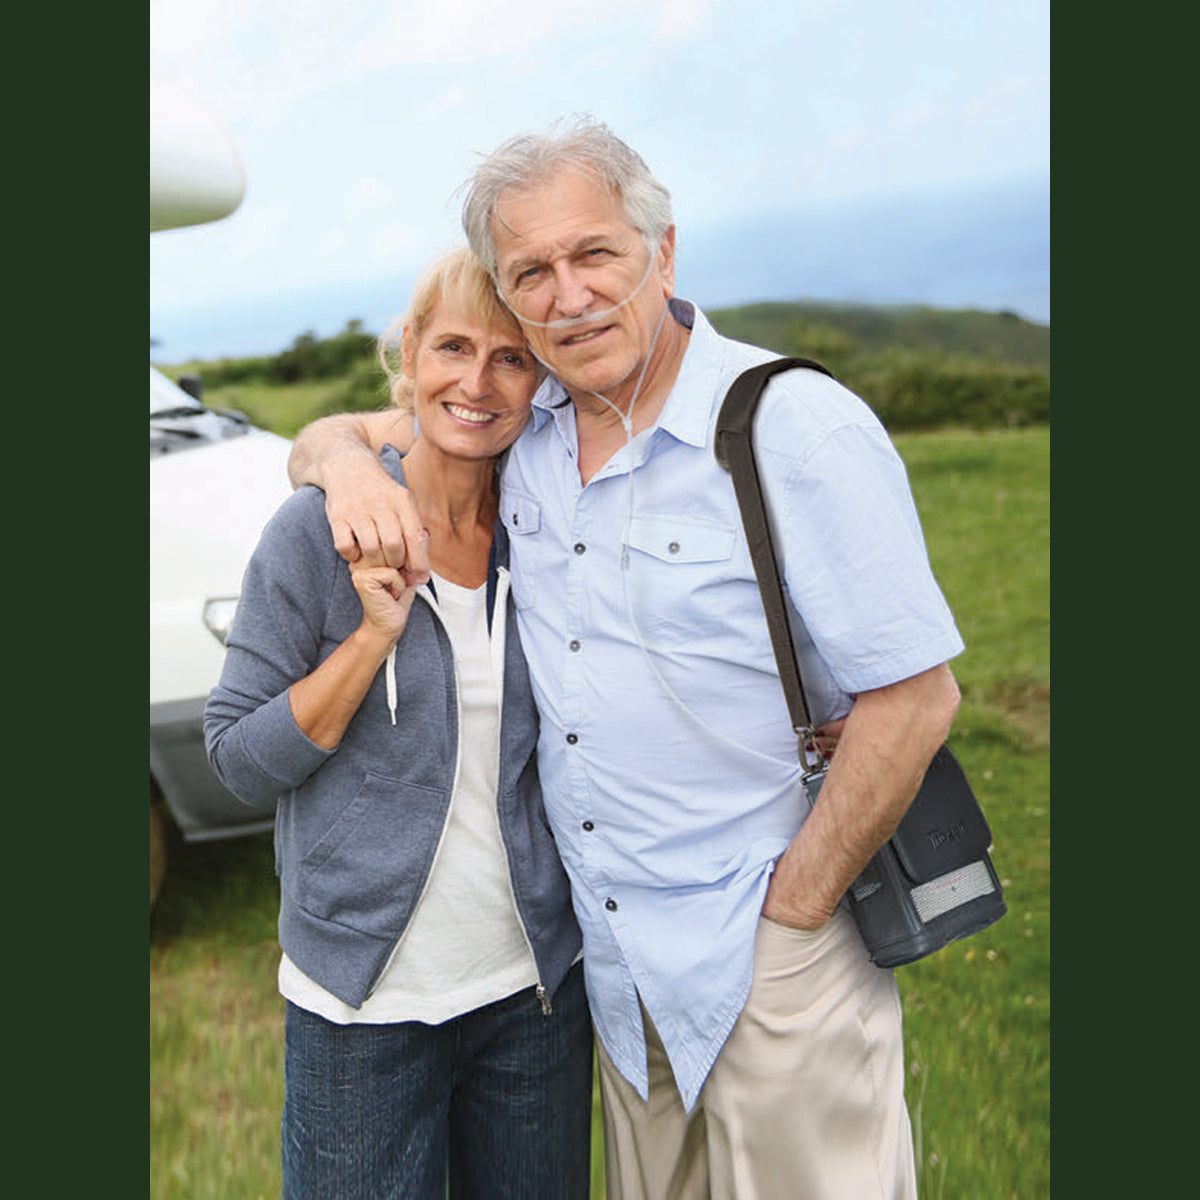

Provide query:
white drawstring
left=385, top=644, right=398, bottom=725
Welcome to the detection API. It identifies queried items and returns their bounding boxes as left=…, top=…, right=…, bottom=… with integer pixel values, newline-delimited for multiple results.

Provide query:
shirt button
left=605, top=898, right=618, bottom=912
left=574, top=542, right=586, bottom=554
left=668, top=541, right=680, bottom=554
left=566, top=733, right=579, bottom=744
left=582, top=820, right=594, bottom=831
left=569, top=639, right=581, bottom=652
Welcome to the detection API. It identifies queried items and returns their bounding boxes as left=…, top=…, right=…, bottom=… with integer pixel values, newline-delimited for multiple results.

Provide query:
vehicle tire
left=150, top=786, right=168, bottom=909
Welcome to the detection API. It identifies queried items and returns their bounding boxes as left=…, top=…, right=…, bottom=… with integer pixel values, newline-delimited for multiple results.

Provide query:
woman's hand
left=286, top=563, right=419, bottom=749
left=350, top=561, right=419, bottom=645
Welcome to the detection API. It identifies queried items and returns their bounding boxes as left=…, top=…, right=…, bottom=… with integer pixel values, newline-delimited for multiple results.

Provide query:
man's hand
left=763, top=664, right=961, bottom=931
left=287, top=409, right=429, bottom=581
left=807, top=718, right=846, bottom=764
left=325, top=467, right=429, bottom=582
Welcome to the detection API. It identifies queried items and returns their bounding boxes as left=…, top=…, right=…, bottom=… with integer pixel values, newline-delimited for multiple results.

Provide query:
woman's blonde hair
left=377, top=247, right=526, bottom=412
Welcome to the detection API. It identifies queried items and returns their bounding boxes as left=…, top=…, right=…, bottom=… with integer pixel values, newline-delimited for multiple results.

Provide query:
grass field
left=149, top=424, right=1049, bottom=1199
left=200, top=378, right=354, bottom=440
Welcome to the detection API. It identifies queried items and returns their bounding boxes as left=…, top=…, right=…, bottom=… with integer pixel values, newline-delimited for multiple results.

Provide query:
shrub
left=272, top=321, right=377, bottom=384
left=171, top=305, right=1050, bottom=436
left=850, top=349, right=1050, bottom=431
left=314, top=356, right=392, bottom=420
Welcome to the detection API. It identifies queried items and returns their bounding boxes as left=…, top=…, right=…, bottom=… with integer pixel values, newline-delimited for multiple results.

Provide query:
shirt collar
left=527, top=298, right=719, bottom=448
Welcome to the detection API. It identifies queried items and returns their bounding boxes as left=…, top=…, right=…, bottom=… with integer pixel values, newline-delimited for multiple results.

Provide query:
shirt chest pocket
left=500, top=491, right=544, bottom=610
left=625, top=516, right=735, bottom=565
left=622, top=515, right=763, bottom=646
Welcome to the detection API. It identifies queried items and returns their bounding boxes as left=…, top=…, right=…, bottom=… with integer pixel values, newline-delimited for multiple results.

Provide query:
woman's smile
left=443, top=402, right=499, bottom=425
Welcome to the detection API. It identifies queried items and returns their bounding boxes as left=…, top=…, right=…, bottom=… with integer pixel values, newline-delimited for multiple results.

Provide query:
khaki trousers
left=597, top=908, right=917, bottom=1200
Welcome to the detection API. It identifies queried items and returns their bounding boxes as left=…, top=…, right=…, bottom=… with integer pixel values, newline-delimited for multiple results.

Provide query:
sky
left=149, top=0, right=1050, bottom=364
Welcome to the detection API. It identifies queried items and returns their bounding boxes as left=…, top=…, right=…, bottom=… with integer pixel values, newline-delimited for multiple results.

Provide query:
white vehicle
left=149, top=368, right=292, bottom=858
left=150, top=81, right=293, bottom=903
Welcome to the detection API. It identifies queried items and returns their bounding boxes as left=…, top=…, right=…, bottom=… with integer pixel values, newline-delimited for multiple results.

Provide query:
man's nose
left=551, top=262, right=594, bottom=317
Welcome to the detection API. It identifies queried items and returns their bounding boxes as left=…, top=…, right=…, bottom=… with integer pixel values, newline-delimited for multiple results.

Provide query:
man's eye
left=581, top=247, right=615, bottom=265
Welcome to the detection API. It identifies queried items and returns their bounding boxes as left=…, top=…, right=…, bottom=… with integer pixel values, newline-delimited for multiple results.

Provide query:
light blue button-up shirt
left=498, top=300, right=964, bottom=1111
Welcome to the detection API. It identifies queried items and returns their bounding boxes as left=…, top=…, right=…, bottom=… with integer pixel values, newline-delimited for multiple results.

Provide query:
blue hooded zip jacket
left=204, top=447, right=581, bottom=1010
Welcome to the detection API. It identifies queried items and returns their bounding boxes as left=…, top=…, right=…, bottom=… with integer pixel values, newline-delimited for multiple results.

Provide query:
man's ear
left=658, top=225, right=677, bottom=296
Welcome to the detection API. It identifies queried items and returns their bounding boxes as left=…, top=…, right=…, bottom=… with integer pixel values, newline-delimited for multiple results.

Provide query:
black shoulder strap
left=714, top=357, right=834, bottom=738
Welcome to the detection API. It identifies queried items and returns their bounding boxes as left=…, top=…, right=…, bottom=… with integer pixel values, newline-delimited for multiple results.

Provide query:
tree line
left=176, top=303, right=1050, bottom=433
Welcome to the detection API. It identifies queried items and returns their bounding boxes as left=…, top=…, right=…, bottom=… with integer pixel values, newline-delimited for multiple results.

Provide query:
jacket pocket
left=297, top=773, right=448, bottom=933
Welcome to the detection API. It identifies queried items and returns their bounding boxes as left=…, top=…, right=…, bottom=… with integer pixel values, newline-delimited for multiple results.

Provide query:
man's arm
left=762, top=662, right=961, bottom=930
left=286, top=409, right=428, bottom=578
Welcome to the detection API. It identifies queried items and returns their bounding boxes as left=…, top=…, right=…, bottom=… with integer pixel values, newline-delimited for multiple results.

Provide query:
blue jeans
left=281, top=962, right=593, bottom=1199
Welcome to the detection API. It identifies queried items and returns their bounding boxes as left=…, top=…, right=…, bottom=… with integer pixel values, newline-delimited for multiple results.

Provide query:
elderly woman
left=204, top=248, right=591, bottom=1200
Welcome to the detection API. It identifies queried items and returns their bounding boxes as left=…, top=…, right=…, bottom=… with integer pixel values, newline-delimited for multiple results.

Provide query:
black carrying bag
left=715, top=357, right=1007, bottom=967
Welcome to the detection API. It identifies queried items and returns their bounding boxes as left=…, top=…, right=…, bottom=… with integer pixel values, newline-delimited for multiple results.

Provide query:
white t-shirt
left=279, top=572, right=539, bottom=1023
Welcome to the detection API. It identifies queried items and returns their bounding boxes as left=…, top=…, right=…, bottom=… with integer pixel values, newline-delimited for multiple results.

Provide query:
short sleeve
left=754, top=377, right=964, bottom=694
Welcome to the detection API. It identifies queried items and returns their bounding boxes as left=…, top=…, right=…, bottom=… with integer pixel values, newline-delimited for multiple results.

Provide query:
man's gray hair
left=461, top=115, right=674, bottom=280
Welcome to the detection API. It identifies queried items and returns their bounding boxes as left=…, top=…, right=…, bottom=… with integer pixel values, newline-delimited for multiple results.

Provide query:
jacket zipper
left=364, top=586, right=462, bottom=999
left=366, top=572, right=551, bottom=1015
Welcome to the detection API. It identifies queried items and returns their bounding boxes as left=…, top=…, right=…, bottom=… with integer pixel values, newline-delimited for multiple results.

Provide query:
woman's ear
left=400, top=324, right=416, bottom=379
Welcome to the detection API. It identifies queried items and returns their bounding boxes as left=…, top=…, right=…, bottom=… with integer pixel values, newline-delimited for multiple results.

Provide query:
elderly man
left=287, top=117, right=963, bottom=1199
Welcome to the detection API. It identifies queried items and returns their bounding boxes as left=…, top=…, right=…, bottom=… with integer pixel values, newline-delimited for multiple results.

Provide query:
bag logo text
left=927, top=821, right=966, bottom=851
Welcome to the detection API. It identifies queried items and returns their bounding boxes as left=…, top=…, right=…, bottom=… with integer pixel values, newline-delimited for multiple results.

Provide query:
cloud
left=151, top=0, right=665, bottom=128
left=652, top=0, right=714, bottom=44
left=370, top=221, right=431, bottom=267
left=344, top=176, right=398, bottom=221
left=416, top=86, right=470, bottom=122
left=151, top=0, right=1050, bottom=355
left=359, top=0, right=652, bottom=67
left=312, top=227, right=349, bottom=262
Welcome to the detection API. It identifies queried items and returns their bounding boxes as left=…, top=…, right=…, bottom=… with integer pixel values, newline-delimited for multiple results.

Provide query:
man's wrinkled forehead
left=491, top=166, right=633, bottom=252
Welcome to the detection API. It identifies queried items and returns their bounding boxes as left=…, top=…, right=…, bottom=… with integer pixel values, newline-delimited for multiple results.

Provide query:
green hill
left=708, top=300, right=1049, bottom=370
left=704, top=301, right=1050, bottom=431
left=161, top=301, right=1050, bottom=436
